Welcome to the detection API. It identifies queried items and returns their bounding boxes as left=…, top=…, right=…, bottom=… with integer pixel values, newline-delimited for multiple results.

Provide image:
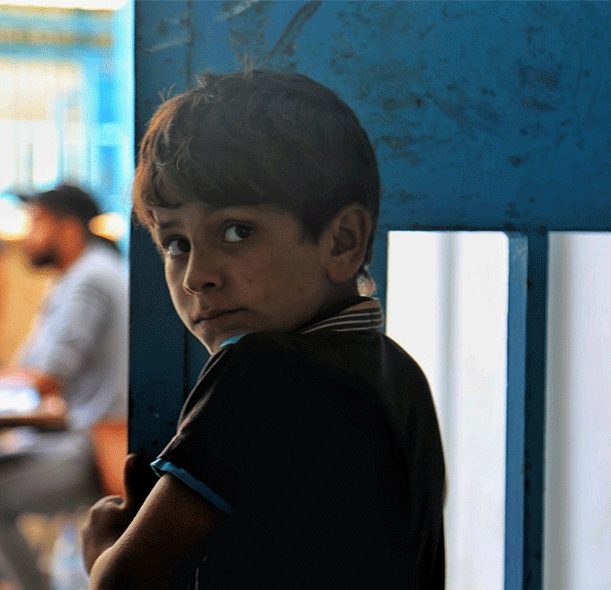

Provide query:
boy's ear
left=324, top=205, right=371, bottom=284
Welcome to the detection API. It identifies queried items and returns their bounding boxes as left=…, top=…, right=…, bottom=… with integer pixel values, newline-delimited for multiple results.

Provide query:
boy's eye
left=164, top=237, right=190, bottom=257
left=223, top=224, right=253, bottom=243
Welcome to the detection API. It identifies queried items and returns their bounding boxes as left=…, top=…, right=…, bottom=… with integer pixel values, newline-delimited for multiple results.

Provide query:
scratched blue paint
left=132, top=2, right=611, bottom=587
left=134, top=0, right=191, bottom=136
left=168, top=1, right=611, bottom=233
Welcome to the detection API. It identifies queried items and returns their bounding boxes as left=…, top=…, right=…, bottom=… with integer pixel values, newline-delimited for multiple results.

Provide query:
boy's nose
left=182, top=252, right=223, bottom=293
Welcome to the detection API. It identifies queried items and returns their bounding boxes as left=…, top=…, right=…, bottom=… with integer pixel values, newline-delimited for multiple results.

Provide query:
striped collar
left=218, top=298, right=384, bottom=349
left=299, top=298, right=384, bottom=335
left=202, top=299, right=384, bottom=381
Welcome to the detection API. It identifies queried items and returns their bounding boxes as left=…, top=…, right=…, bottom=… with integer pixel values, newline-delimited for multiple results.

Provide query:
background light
left=88, top=212, right=128, bottom=242
left=0, top=198, right=30, bottom=241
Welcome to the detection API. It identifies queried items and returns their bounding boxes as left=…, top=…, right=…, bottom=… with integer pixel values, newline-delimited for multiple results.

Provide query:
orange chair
left=90, top=418, right=128, bottom=496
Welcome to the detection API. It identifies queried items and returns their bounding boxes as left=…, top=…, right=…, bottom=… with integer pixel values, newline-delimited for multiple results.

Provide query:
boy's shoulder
left=221, top=327, right=375, bottom=369
left=207, top=330, right=345, bottom=386
left=196, top=328, right=377, bottom=397
left=191, top=296, right=431, bottom=415
left=211, top=326, right=428, bottom=398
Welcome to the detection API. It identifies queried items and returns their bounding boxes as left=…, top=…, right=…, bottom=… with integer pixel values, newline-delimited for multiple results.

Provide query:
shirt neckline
left=218, top=298, right=385, bottom=350
left=299, top=297, right=384, bottom=335
left=200, top=298, right=385, bottom=383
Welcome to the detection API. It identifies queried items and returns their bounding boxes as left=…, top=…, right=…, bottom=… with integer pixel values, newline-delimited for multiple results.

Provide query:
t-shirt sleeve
left=151, top=336, right=293, bottom=514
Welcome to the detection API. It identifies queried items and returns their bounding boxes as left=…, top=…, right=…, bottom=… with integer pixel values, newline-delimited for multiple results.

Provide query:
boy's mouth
left=192, top=309, right=240, bottom=324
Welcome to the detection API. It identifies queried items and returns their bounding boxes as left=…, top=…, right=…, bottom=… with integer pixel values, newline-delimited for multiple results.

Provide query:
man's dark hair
left=20, top=183, right=100, bottom=227
left=133, top=70, right=380, bottom=271
left=20, top=183, right=121, bottom=253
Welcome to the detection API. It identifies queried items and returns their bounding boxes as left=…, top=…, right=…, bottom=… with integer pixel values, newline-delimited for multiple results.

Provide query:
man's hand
left=0, top=370, right=67, bottom=429
left=0, top=367, right=62, bottom=398
left=82, top=453, right=157, bottom=573
left=33, top=394, right=67, bottom=430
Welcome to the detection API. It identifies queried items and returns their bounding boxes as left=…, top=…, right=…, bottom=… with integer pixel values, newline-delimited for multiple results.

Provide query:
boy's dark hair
left=133, top=70, right=380, bottom=272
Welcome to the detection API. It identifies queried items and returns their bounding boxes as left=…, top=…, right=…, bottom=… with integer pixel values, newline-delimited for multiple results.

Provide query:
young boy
left=82, top=70, right=445, bottom=589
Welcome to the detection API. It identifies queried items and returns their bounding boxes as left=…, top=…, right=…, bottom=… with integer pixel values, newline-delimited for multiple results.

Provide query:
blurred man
left=0, top=184, right=128, bottom=589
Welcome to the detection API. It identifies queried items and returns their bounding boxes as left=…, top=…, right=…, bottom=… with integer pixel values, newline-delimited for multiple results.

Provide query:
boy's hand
left=82, top=453, right=157, bottom=573
left=123, top=451, right=158, bottom=510
left=82, top=494, right=128, bottom=573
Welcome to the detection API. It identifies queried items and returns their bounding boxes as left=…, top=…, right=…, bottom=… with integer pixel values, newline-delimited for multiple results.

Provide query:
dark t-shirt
left=154, top=299, right=445, bottom=589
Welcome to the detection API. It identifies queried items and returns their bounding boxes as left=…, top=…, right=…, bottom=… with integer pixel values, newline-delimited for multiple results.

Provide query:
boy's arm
left=83, top=457, right=217, bottom=589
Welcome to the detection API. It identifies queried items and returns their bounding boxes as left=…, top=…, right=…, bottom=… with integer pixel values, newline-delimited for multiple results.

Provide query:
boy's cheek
left=164, top=264, right=184, bottom=292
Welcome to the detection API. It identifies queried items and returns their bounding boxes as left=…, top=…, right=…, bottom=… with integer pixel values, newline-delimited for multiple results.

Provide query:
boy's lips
left=192, top=309, right=241, bottom=324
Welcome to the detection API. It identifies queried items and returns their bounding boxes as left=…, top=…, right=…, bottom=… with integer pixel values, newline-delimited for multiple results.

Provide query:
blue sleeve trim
left=150, top=458, right=232, bottom=514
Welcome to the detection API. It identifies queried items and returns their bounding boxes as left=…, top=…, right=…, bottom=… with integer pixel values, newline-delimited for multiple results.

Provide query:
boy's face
left=151, top=201, right=337, bottom=354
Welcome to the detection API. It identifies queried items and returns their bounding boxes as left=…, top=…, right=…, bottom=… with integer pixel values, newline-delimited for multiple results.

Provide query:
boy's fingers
left=123, top=452, right=157, bottom=511
left=123, top=453, right=145, bottom=508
